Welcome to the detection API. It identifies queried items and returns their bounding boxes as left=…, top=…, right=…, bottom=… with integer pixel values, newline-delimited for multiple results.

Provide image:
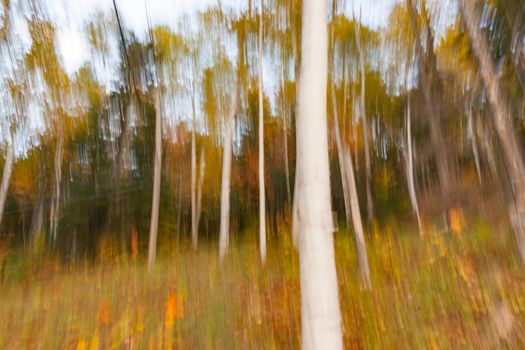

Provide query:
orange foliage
left=165, top=290, right=184, bottom=328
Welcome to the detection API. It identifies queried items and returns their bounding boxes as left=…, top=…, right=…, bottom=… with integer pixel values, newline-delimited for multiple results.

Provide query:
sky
left=50, top=0, right=399, bottom=76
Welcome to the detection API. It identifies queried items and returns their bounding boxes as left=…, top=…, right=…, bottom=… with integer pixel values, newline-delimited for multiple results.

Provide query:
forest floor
left=1, top=219, right=525, bottom=349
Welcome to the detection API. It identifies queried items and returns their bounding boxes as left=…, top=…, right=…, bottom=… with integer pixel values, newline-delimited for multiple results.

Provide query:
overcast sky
left=49, top=0, right=399, bottom=75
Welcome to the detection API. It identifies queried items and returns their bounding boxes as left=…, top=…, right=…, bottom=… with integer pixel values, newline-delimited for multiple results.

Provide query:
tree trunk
left=147, top=90, right=162, bottom=271
left=355, top=22, right=374, bottom=227
left=281, top=68, right=292, bottom=209
left=343, top=142, right=372, bottom=288
left=291, top=14, right=300, bottom=248
left=331, top=81, right=351, bottom=226
left=0, top=138, right=14, bottom=229
left=297, top=0, right=343, bottom=347
left=219, top=79, right=239, bottom=262
left=258, top=0, right=267, bottom=264
left=461, top=0, right=525, bottom=264
left=196, top=146, right=206, bottom=240
left=467, top=102, right=482, bottom=183
left=405, top=95, right=422, bottom=233
left=50, top=130, right=63, bottom=244
left=191, top=93, right=198, bottom=250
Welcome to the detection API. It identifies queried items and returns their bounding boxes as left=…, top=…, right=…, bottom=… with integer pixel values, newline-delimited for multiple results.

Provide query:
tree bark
left=405, top=95, right=422, bottom=233
left=354, top=21, right=374, bottom=227
left=281, top=68, right=292, bottom=210
left=218, top=78, right=239, bottom=261
left=50, top=129, right=63, bottom=244
left=147, top=90, right=162, bottom=271
left=258, top=0, right=267, bottom=264
left=0, top=138, right=14, bottom=229
left=291, top=12, right=301, bottom=248
left=191, top=91, right=198, bottom=250
left=196, top=145, right=206, bottom=241
left=460, top=0, right=525, bottom=264
left=467, top=102, right=482, bottom=183
left=297, top=0, right=343, bottom=347
left=331, top=81, right=351, bottom=226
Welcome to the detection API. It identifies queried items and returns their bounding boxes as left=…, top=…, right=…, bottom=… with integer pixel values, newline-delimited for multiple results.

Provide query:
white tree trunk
left=405, top=97, right=422, bottom=233
left=297, top=0, right=343, bottom=347
left=196, top=146, right=206, bottom=238
left=0, top=138, right=14, bottom=229
left=258, top=0, right=267, bottom=264
left=331, top=83, right=351, bottom=226
left=343, top=143, right=372, bottom=288
left=467, top=104, right=482, bottom=183
left=50, top=130, right=63, bottom=243
left=219, top=80, right=239, bottom=261
left=147, top=90, right=162, bottom=271
left=191, top=94, right=198, bottom=250
left=355, top=23, right=374, bottom=227
left=461, top=0, right=525, bottom=264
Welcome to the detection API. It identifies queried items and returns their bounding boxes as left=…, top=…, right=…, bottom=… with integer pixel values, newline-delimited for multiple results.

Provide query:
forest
left=1, top=0, right=525, bottom=348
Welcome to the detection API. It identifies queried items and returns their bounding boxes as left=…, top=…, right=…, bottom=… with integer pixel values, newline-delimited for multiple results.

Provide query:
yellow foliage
left=76, top=339, right=87, bottom=350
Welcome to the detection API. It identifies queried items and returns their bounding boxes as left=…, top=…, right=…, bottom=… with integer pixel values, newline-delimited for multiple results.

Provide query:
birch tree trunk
left=405, top=95, right=422, bottom=233
left=50, top=129, right=63, bottom=244
left=297, top=0, right=343, bottom=347
left=219, top=79, right=239, bottom=261
left=0, top=138, right=14, bottom=229
left=331, top=82, right=351, bottom=225
left=460, top=0, right=525, bottom=264
left=281, top=68, right=292, bottom=208
left=191, top=93, right=198, bottom=250
left=291, top=18, right=300, bottom=248
left=329, top=0, right=350, bottom=227
left=467, top=102, right=482, bottom=183
left=343, top=143, right=372, bottom=288
left=258, top=0, right=267, bottom=264
left=196, top=146, right=206, bottom=238
left=147, top=90, right=162, bottom=271
left=355, top=22, right=374, bottom=227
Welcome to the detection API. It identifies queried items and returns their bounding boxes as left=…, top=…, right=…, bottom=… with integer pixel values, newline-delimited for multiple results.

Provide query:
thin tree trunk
left=281, top=68, right=292, bottom=208
left=258, top=0, right=267, bottom=264
left=191, top=92, right=198, bottom=250
left=343, top=143, right=372, bottom=288
left=330, top=5, right=351, bottom=228
left=0, top=137, right=14, bottom=229
left=355, top=22, right=374, bottom=227
left=461, top=0, right=525, bottom=264
left=218, top=79, right=239, bottom=261
left=331, top=81, right=351, bottom=226
left=405, top=95, right=422, bottom=233
left=147, top=90, right=162, bottom=271
left=291, top=15, right=300, bottom=248
left=467, top=103, right=482, bottom=183
left=50, top=130, right=63, bottom=244
left=196, top=146, right=206, bottom=239
left=297, top=0, right=343, bottom=347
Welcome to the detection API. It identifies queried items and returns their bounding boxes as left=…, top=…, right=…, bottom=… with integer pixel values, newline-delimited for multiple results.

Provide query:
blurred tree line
left=0, top=0, right=524, bottom=265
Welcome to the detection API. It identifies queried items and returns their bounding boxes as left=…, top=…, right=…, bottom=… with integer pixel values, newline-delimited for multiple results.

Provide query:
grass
left=1, top=219, right=525, bottom=349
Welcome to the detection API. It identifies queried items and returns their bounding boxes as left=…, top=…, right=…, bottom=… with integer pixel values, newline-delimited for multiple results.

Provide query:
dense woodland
left=1, top=0, right=525, bottom=348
